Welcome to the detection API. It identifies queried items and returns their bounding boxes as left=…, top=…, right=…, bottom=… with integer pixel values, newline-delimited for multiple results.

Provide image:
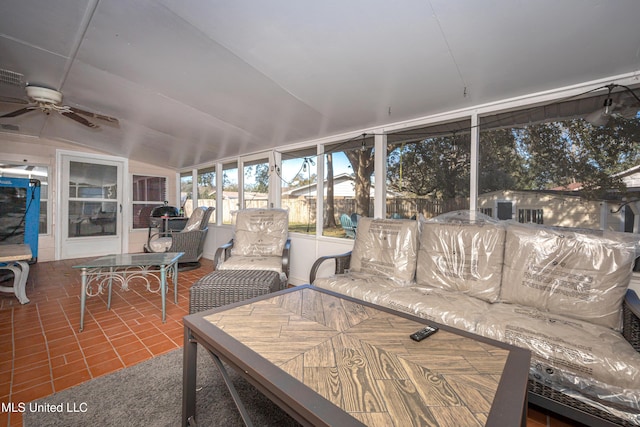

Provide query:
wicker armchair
left=145, top=206, right=214, bottom=264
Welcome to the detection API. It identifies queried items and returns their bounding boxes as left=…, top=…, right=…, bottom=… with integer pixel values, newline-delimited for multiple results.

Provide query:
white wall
left=1, top=133, right=177, bottom=261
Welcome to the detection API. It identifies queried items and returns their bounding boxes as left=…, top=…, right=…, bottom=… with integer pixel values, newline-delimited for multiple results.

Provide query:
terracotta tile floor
left=0, top=257, right=580, bottom=427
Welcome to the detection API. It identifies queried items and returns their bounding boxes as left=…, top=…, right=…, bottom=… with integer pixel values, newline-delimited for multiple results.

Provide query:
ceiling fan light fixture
left=26, top=86, right=62, bottom=104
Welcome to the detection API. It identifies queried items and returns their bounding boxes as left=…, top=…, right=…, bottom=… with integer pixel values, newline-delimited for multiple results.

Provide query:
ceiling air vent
left=0, top=69, right=24, bottom=87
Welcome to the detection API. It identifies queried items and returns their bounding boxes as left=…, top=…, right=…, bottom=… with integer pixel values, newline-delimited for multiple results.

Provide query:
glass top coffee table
left=183, top=285, right=531, bottom=426
left=74, top=252, right=183, bottom=331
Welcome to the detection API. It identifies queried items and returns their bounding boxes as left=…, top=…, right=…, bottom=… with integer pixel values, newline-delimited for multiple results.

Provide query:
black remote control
left=410, top=325, right=439, bottom=342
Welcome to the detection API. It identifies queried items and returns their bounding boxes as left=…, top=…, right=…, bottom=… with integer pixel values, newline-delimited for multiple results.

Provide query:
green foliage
left=387, top=134, right=470, bottom=199
left=244, top=163, right=270, bottom=193
left=385, top=116, right=640, bottom=201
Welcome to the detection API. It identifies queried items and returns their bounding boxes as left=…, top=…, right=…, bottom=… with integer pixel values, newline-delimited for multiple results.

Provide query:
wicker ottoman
left=189, top=269, right=283, bottom=314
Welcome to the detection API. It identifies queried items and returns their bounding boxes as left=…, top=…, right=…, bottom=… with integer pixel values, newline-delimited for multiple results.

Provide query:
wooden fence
left=185, top=196, right=469, bottom=224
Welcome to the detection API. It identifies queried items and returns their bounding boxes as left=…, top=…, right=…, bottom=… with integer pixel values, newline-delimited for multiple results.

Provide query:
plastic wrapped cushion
left=350, top=217, right=419, bottom=285
left=183, top=207, right=205, bottom=231
left=148, top=237, right=171, bottom=252
left=313, top=272, right=407, bottom=305
left=416, top=212, right=505, bottom=303
left=377, top=285, right=488, bottom=332
left=231, top=209, right=288, bottom=257
left=475, top=303, right=640, bottom=414
left=500, top=222, right=636, bottom=330
left=216, top=255, right=286, bottom=282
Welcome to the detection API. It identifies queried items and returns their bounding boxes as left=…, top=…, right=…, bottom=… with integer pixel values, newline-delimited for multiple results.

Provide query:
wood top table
left=183, top=285, right=531, bottom=427
left=0, top=244, right=32, bottom=304
left=0, top=244, right=32, bottom=263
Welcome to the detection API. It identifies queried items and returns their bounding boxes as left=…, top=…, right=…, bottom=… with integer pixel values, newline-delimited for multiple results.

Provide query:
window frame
left=131, top=174, right=169, bottom=230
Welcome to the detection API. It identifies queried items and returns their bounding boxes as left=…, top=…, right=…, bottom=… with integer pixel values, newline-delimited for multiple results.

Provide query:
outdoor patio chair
left=145, top=206, right=214, bottom=265
left=340, top=213, right=356, bottom=238
left=350, top=213, right=360, bottom=227
left=214, top=208, right=290, bottom=285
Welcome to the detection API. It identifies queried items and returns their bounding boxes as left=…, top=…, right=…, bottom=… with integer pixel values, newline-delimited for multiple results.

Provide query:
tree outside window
left=322, top=136, right=375, bottom=238
left=478, top=90, right=640, bottom=232
left=243, top=158, right=269, bottom=209
left=386, top=120, right=472, bottom=220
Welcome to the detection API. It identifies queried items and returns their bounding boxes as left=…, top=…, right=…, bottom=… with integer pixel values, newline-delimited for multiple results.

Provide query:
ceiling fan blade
left=61, top=111, right=99, bottom=128
left=0, top=106, right=36, bottom=118
left=0, top=96, right=28, bottom=105
left=69, top=106, right=119, bottom=125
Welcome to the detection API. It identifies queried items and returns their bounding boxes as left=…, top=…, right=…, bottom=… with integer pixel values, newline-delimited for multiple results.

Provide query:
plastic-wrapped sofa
left=310, top=212, right=640, bottom=426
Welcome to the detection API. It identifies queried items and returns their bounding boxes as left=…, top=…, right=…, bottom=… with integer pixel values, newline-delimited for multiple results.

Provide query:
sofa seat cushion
left=350, top=218, right=419, bottom=285
left=500, top=223, right=636, bottom=330
left=475, top=303, right=640, bottom=415
left=376, top=286, right=489, bottom=332
left=313, top=272, right=407, bottom=305
left=417, top=220, right=505, bottom=303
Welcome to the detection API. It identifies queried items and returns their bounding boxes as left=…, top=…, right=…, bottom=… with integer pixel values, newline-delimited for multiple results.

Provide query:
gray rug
left=23, top=347, right=301, bottom=427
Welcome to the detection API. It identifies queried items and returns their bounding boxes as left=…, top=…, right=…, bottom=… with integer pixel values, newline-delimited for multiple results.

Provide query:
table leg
left=0, top=265, right=25, bottom=304
left=209, top=350, right=254, bottom=426
left=13, top=261, right=30, bottom=304
left=161, top=264, right=166, bottom=322
left=107, top=267, right=114, bottom=310
left=80, top=268, right=87, bottom=331
left=182, top=326, right=197, bottom=427
left=173, top=260, right=179, bottom=304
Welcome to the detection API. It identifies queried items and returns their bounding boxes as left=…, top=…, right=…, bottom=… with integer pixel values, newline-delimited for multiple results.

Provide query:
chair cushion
left=500, top=223, right=636, bottom=330
left=231, top=209, right=289, bottom=257
left=148, top=237, right=172, bottom=252
left=416, top=220, right=506, bottom=303
left=184, top=207, right=206, bottom=231
left=217, top=255, right=283, bottom=274
left=349, top=217, right=419, bottom=285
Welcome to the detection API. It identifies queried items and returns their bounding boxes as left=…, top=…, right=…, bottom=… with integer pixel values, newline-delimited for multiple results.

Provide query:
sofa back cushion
left=500, top=223, right=636, bottom=330
left=350, top=217, right=419, bottom=285
left=231, top=209, right=289, bottom=257
left=416, top=220, right=506, bottom=302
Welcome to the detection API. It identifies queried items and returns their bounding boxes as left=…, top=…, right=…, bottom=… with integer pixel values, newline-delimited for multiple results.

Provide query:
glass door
left=58, top=152, right=125, bottom=259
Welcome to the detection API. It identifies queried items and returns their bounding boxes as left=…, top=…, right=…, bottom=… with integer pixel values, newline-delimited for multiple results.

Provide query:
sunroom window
left=386, top=119, right=472, bottom=220
left=478, top=88, right=640, bottom=233
left=280, top=147, right=318, bottom=235
left=322, top=136, right=375, bottom=238
left=197, top=166, right=216, bottom=222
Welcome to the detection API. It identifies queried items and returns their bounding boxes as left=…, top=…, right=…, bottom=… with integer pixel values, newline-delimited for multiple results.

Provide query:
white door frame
left=55, top=150, right=129, bottom=260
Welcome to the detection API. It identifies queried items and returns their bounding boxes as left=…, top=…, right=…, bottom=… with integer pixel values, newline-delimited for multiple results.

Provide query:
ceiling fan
left=0, top=85, right=119, bottom=129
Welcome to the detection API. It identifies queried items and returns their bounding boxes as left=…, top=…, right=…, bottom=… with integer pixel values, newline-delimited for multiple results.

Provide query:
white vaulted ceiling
left=1, top=0, right=639, bottom=169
